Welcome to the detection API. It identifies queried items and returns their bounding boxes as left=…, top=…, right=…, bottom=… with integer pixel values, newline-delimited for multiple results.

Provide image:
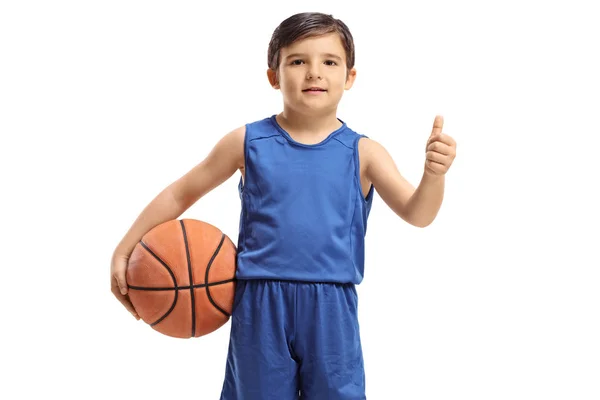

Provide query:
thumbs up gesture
left=424, top=115, right=456, bottom=176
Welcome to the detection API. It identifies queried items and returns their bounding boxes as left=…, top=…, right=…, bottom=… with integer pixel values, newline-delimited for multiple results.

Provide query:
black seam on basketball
left=128, top=278, right=235, bottom=291
left=204, top=233, right=231, bottom=317
left=139, top=241, right=179, bottom=327
left=180, top=220, right=196, bottom=338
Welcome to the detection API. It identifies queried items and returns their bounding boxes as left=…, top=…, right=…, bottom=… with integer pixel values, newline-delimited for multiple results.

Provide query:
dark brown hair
left=267, top=12, right=355, bottom=71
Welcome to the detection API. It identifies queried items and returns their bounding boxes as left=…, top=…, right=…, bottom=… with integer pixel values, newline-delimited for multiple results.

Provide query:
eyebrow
left=285, top=53, right=343, bottom=61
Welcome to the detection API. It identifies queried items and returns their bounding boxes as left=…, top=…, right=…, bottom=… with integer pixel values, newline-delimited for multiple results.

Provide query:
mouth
left=302, top=87, right=327, bottom=92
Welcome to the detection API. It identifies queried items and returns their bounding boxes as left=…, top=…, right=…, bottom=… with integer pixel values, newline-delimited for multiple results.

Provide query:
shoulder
left=205, top=125, right=246, bottom=170
left=355, top=134, right=391, bottom=173
left=227, top=124, right=246, bottom=137
left=215, top=115, right=274, bottom=166
left=220, top=114, right=274, bottom=147
left=220, top=124, right=246, bottom=149
left=338, top=123, right=383, bottom=156
left=358, top=135, right=385, bottom=156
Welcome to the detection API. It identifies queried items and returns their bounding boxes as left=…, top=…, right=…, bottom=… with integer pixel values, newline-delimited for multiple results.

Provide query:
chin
left=284, top=99, right=338, bottom=116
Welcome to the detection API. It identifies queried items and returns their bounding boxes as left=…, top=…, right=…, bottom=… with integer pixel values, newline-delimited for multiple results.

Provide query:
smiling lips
left=303, top=87, right=327, bottom=93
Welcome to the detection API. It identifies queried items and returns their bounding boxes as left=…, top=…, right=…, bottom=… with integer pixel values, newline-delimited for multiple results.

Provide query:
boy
left=111, top=11, right=456, bottom=400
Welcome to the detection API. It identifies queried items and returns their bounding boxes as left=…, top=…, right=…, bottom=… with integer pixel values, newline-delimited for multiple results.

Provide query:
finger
left=428, top=132, right=454, bottom=148
left=425, top=159, right=446, bottom=175
left=426, top=150, right=448, bottom=165
left=427, top=141, right=454, bottom=156
left=112, top=287, right=140, bottom=319
left=435, top=133, right=455, bottom=147
left=121, top=297, right=140, bottom=320
left=430, top=115, right=444, bottom=138
left=118, top=274, right=128, bottom=295
left=112, top=261, right=129, bottom=295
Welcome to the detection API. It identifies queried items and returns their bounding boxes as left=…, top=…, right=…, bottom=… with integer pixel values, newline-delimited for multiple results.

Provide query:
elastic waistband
left=236, top=278, right=355, bottom=288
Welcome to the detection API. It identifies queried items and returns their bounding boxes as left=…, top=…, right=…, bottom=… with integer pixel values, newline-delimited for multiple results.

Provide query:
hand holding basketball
left=424, top=115, right=456, bottom=176
left=111, top=253, right=140, bottom=320
left=123, top=219, right=237, bottom=339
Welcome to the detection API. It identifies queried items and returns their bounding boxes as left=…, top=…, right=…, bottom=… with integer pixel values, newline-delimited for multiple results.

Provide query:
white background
left=1, top=0, right=599, bottom=399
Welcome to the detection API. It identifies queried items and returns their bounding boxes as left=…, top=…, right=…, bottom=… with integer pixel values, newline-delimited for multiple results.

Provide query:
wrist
left=112, top=246, right=131, bottom=262
left=422, top=170, right=445, bottom=183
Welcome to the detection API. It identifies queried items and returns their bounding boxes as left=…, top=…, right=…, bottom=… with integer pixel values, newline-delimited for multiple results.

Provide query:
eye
left=325, top=60, right=337, bottom=66
left=290, top=59, right=304, bottom=65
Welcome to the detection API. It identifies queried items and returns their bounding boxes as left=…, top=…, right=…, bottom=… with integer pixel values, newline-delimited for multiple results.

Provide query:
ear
left=267, top=68, right=280, bottom=89
left=344, top=67, right=357, bottom=90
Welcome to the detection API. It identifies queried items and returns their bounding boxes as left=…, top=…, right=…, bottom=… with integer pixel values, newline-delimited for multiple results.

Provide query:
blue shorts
left=219, top=279, right=365, bottom=399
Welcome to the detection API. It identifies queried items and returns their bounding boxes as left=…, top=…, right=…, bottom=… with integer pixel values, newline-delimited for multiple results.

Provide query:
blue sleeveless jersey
left=235, top=115, right=375, bottom=284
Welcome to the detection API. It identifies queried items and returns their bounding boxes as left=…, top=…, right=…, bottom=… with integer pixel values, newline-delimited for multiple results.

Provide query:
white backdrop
left=1, top=1, right=598, bottom=399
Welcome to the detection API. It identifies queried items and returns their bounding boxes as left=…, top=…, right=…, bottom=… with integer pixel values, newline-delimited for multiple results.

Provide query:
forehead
left=280, top=32, right=345, bottom=58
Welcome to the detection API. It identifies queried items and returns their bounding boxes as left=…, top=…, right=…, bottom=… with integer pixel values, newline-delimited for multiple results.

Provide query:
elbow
left=393, top=201, right=437, bottom=228
left=403, top=214, right=434, bottom=228
left=402, top=207, right=438, bottom=228
left=165, top=184, right=190, bottom=214
left=414, top=220, right=433, bottom=228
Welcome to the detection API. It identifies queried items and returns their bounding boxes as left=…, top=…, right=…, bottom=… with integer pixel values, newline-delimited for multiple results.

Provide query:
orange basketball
left=126, top=219, right=237, bottom=339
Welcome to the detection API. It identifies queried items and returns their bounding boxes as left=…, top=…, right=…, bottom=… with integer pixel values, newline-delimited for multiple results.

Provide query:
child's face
left=268, top=32, right=356, bottom=115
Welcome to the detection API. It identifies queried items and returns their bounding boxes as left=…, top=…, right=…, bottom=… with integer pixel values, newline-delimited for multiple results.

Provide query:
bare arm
left=113, top=125, right=245, bottom=257
left=362, top=137, right=446, bottom=227
left=111, top=125, right=245, bottom=308
left=361, top=116, right=455, bottom=228
left=360, top=138, right=423, bottom=225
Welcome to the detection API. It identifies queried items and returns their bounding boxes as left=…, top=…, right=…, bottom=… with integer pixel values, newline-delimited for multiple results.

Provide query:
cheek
left=280, top=76, right=301, bottom=92
left=281, top=80, right=296, bottom=93
left=331, top=72, right=348, bottom=85
left=331, top=78, right=347, bottom=92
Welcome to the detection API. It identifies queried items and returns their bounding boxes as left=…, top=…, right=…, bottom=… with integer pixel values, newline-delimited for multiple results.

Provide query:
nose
left=306, top=62, right=322, bottom=80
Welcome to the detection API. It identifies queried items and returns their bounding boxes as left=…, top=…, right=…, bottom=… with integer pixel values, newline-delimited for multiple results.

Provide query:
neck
left=278, top=107, right=342, bottom=135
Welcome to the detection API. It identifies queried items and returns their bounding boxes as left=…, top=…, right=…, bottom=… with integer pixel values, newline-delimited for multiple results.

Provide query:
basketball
left=126, top=219, right=237, bottom=339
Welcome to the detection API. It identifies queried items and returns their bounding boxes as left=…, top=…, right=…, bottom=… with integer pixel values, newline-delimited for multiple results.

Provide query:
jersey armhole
left=354, top=134, right=375, bottom=203
left=239, top=123, right=250, bottom=193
